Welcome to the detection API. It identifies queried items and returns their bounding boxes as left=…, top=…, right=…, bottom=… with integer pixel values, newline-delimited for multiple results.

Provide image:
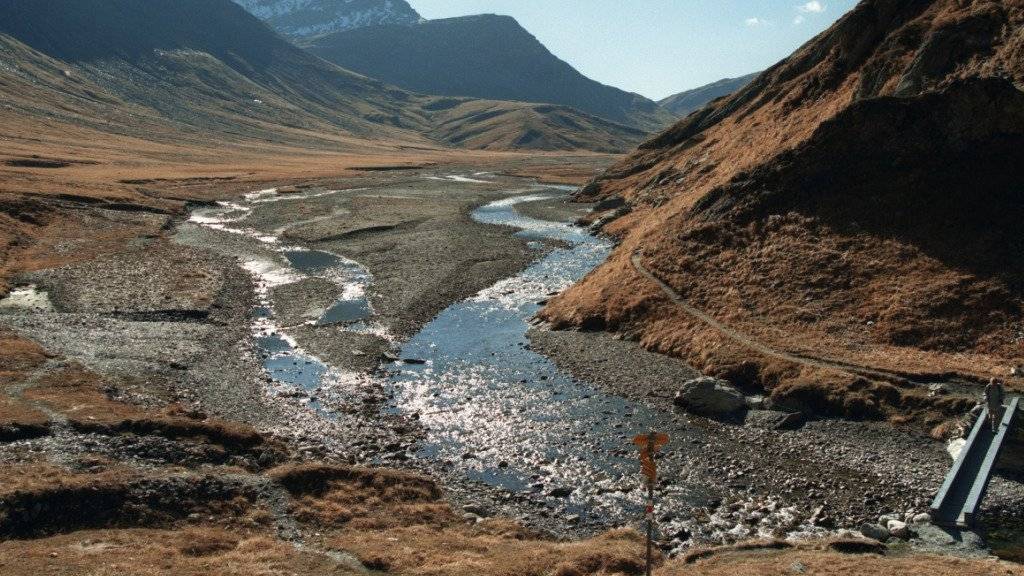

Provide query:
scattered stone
left=912, top=512, right=932, bottom=525
left=744, top=409, right=804, bottom=430
left=402, top=358, right=428, bottom=365
left=462, top=504, right=489, bottom=517
left=886, top=520, right=910, bottom=539
left=548, top=487, right=573, bottom=498
left=674, top=377, right=746, bottom=418
left=810, top=505, right=834, bottom=528
left=859, top=523, right=889, bottom=541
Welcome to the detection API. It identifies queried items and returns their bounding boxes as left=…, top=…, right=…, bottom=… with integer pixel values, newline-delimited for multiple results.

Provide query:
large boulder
left=674, top=377, right=746, bottom=418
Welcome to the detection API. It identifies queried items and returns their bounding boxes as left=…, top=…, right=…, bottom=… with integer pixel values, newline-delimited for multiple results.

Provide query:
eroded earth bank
left=1, top=165, right=1022, bottom=574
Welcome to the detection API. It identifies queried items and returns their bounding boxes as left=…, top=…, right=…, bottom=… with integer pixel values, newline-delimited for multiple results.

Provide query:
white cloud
left=798, top=1, right=825, bottom=13
left=793, top=14, right=806, bottom=24
left=745, top=17, right=767, bottom=27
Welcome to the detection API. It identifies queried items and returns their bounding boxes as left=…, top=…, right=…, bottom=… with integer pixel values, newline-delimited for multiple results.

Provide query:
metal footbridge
left=930, top=396, right=1020, bottom=527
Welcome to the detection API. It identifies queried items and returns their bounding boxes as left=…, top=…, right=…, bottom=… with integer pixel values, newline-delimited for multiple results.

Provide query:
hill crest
left=304, top=13, right=675, bottom=132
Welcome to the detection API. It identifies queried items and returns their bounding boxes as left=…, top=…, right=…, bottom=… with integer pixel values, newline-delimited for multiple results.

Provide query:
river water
left=186, top=186, right=814, bottom=545
left=383, top=194, right=712, bottom=527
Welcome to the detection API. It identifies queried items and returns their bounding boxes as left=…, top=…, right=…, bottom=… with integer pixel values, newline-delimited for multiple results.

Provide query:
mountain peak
left=233, top=0, right=421, bottom=39
left=306, top=14, right=675, bottom=131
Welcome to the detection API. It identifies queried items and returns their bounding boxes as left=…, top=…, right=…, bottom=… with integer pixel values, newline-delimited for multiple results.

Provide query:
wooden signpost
left=634, top=431, right=669, bottom=576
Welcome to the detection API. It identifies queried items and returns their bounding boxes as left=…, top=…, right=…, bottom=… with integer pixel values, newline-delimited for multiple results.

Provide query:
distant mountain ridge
left=232, top=0, right=421, bottom=39
left=304, top=14, right=676, bottom=132
left=659, top=73, right=759, bottom=117
left=0, top=0, right=646, bottom=153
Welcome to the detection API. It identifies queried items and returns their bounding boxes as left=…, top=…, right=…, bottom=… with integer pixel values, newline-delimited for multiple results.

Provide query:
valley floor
left=0, top=156, right=1021, bottom=574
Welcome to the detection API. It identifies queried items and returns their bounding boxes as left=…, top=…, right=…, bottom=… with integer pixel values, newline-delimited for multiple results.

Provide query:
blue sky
left=408, top=0, right=858, bottom=100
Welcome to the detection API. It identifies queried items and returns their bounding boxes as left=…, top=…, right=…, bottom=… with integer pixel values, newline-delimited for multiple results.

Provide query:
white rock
left=887, top=520, right=910, bottom=539
left=912, top=513, right=932, bottom=525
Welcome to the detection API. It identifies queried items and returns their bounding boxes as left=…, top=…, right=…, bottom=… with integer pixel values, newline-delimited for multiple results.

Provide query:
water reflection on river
left=385, top=194, right=706, bottom=525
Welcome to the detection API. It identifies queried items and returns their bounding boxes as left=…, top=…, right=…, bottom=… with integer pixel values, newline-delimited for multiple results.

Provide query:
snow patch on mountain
left=233, top=0, right=421, bottom=38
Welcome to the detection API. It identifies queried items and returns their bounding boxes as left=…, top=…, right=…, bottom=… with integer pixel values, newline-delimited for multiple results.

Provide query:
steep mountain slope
left=0, top=0, right=644, bottom=153
left=541, top=0, right=1024, bottom=421
left=0, top=0, right=428, bottom=144
left=233, top=0, right=421, bottom=39
left=304, top=14, right=676, bottom=132
left=659, top=72, right=759, bottom=117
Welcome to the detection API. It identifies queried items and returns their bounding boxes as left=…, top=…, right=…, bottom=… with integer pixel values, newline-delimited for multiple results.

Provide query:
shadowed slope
left=0, top=0, right=646, bottom=153
left=541, top=0, right=1024, bottom=418
left=305, top=14, right=676, bottom=132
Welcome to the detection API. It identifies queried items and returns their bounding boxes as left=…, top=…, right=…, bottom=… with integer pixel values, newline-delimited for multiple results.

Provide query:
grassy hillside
left=541, top=0, right=1024, bottom=421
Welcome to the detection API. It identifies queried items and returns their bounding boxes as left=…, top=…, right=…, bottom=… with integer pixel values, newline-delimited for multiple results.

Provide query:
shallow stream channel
left=180, top=180, right=922, bottom=551
left=381, top=195, right=709, bottom=526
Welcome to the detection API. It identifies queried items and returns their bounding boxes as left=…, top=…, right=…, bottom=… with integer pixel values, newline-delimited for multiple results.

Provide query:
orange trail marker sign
left=634, top=432, right=669, bottom=483
left=634, top=431, right=668, bottom=576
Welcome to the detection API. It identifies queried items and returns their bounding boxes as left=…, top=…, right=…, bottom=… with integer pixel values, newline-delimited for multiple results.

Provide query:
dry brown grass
left=335, top=525, right=650, bottom=576
left=0, top=528, right=358, bottom=576
left=0, top=329, right=52, bottom=436
left=660, top=539, right=1024, bottom=576
left=0, top=328, right=49, bottom=373
left=269, top=464, right=652, bottom=575
left=0, top=462, right=124, bottom=495
left=543, top=0, right=1024, bottom=416
left=2, top=522, right=1018, bottom=576
left=20, top=362, right=280, bottom=461
left=269, top=464, right=448, bottom=529
left=0, top=396, right=49, bottom=439
left=0, top=463, right=1017, bottom=575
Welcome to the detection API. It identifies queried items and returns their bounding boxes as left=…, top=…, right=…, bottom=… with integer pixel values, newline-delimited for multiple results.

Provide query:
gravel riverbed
left=4, top=168, right=1020, bottom=559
